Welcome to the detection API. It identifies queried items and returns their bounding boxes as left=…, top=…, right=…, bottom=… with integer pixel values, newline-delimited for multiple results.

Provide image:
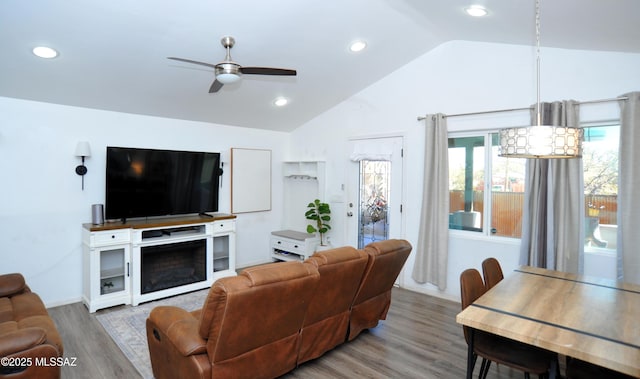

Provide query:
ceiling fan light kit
left=215, top=63, right=241, bottom=84
left=216, top=73, right=240, bottom=84
left=498, top=0, right=582, bottom=159
left=168, top=36, right=296, bottom=93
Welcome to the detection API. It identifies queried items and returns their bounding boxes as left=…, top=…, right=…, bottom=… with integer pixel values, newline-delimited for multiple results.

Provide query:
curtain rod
left=416, top=96, right=629, bottom=121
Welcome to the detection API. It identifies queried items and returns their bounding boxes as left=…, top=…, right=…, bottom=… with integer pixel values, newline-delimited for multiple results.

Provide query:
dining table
left=456, top=265, right=640, bottom=378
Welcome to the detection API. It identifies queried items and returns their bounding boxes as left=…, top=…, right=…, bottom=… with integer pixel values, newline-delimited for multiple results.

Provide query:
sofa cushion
left=148, top=306, right=206, bottom=356
left=348, top=239, right=411, bottom=341
left=299, top=246, right=369, bottom=363
left=0, top=327, right=46, bottom=357
left=242, top=261, right=318, bottom=286
left=0, top=289, right=63, bottom=355
left=17, top=315, right=63, bottom=354
left=0, top=273, right=63, bottom=379
left=303, top=247, right=368, bottom=324
left=0, top=321, right=18, bottom=336
left=0, top=273, right=27, bottom=298
left=148, top=261, right=320, bottom=379
left=198, top=261, right=319, bottom=339
left=0, top=298, right=12, bottom=323
left=9, top=293, right=49, bottom=322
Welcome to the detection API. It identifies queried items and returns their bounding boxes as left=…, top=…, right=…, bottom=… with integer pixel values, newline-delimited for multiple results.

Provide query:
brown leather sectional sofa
left=0, top=273, right=64, bottom=379
left=146, top=239, right=412, bottom=379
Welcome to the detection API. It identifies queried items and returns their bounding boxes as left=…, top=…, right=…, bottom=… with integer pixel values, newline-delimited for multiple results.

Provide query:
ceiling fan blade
left=209, top=80, right=224, bottom=93
left=240, top=67, right=297, bottom=76
left=167, top=57, right=217, bottom=70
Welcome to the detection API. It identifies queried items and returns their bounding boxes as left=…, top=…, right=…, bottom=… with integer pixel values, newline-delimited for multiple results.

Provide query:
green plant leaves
left=305, top=198, right=331, bottom=245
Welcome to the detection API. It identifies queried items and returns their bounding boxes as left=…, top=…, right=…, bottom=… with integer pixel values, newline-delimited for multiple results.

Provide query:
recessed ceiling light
left=274, top=97, right=288, bottom=107
left=32, top=46, right=59, bottom=59
left=349, top=40, right=367, bottom=53
left=465, top=5, right=488, bottom=17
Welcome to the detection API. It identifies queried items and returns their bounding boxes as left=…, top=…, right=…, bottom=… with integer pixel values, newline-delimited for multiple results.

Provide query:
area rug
left=95, top=289, right=209, bottom=379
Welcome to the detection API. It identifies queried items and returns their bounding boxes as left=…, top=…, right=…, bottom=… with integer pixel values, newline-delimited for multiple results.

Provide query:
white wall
left=0, top=98, right=288, bottom=306
left=289, top=40, right=640, bottom=301
left=3, top=40, right=639, bottom=307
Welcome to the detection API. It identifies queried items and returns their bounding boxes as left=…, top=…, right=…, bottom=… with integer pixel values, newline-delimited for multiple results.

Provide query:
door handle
left=347, top=212, right=353, bottom=217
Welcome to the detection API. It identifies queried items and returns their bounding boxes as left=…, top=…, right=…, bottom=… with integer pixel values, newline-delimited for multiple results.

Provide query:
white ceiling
left=2, top=0, right=639, bottom=132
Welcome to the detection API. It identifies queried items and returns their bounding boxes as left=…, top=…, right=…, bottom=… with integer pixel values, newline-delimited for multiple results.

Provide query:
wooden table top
left=456, top=266, right=640, bottom=377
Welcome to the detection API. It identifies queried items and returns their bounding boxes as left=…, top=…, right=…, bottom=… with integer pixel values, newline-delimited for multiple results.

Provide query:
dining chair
left=566, top=357, right=636, bottom=379
left=460, top=268, right=556, bottom=379
left=481, top=257, right=504, bottom=290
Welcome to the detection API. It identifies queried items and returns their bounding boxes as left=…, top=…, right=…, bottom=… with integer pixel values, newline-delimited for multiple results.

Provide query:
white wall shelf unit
left=282, top=161, right=325, bottom=231
left=283, top=161, right=325, bottom=180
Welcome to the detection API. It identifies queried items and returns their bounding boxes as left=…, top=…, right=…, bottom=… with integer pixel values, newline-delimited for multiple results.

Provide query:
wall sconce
left=75, top=141, right=91, bottom=190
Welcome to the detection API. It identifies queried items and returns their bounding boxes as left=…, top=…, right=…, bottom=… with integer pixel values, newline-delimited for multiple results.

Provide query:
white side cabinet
left=82, top=228, right=132, bottom=313
left=212, top=219, right=236, bottom=273
left=271, top=230, right=319, bottom=262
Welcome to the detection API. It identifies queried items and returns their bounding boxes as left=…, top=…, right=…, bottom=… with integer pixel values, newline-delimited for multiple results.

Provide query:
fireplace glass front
left=141, top=239, right=206, bottom=294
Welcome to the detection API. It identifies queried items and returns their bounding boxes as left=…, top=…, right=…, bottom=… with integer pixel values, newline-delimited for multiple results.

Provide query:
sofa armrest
left=148, top=306, right=206, bottom=356
left=0, top=327, right=47, bottom=357
left=0, top=273, right=28, bottom=298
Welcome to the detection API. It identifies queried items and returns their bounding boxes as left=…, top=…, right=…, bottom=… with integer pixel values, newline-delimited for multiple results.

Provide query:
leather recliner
left=146, top=261, right=320, bottom=379
left=347, top=239, right=412, bottom=341
left=0, top=273, right=64, bottom=379
left=146, top=239, right=413, bottom=378
left=298, top=246, right=369, bottom=363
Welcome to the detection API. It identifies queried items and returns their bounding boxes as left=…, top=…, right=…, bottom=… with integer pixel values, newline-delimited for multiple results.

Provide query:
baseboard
left=236, top=259, right=274, bottom=270
left=399, top=284, right=460, bottom=303
left=45, top=296, right=83, bottom=309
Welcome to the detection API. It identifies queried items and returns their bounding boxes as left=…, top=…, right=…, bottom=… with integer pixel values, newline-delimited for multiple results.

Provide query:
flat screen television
left=105, top=147, right=221, bottom=221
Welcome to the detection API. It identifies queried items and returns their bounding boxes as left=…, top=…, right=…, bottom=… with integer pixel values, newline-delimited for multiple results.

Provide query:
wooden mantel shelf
left=83, top=213, right=236, bottom=232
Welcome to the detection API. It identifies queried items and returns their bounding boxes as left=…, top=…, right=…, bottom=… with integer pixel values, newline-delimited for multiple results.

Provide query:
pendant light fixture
left=498, top=0, right=583, bottom=158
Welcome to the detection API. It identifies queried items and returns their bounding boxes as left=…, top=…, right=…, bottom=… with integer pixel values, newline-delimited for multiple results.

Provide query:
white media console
left=82, top=214, right=236, bottom=312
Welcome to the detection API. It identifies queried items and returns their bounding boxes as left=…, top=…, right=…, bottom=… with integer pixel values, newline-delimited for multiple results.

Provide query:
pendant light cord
left=535, top=0, right=542, bottom=127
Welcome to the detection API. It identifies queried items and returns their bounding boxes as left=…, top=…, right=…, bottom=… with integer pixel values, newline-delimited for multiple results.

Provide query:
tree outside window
left=583, top=125, right=619, bottom=250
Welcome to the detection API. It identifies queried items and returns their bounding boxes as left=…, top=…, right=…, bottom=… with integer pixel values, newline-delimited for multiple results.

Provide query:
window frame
left=448, top=129, right=517, bottom=241
left=448, top=121, right=620, bottom=247
left=581, top=121, right=620, bottom=255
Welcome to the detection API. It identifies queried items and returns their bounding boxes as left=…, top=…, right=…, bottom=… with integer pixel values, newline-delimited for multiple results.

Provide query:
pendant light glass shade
left=499, top=124, right=583, bottom=158
left=498, top=0, right=582, bottom=159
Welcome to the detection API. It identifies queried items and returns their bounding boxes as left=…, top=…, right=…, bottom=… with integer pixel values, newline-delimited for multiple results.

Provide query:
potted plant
left=305, top=199, right=331, bottom=247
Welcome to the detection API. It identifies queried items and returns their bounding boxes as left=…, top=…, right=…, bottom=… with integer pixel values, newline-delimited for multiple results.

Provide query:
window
left=448, top=133, right=525, bottom=237
left=448, top=123, right=619, bottom=245
left=448, top=136, right=485, bottom=233
left=583, top=124, right=619, bottom=251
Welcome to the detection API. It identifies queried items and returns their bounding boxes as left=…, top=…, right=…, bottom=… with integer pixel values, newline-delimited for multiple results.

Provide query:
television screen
left=105, top=147, right=221, bottom=220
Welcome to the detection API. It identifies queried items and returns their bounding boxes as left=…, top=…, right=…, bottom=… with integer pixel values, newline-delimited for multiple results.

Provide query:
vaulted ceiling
left=2, top=0, right=639, bottom=132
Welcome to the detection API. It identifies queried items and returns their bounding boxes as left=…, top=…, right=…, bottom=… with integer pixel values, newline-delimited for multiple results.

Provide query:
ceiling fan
left=168, top=36, right=297, bottom=93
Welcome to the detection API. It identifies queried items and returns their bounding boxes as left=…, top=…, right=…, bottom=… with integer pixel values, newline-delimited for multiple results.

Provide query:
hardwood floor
left=48, top=302, right=140, bottom=379
left=48, top=288, right=543, bottom=378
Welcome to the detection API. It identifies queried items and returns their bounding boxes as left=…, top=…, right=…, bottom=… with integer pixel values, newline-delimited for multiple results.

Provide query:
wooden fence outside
left=450, top=191, right=617, bottom=238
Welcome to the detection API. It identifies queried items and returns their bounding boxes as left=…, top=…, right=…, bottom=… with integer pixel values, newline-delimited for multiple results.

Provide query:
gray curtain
left=412, top=114, right=449, bottom=290
left=617, top=91, right=640, bottom=284
left=519, top=101, right=585, bottom=273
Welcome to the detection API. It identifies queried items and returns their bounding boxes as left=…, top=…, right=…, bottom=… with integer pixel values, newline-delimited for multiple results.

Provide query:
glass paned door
left=348, top=137, right=403, bottom=249
left=358, top=160, right=390, bottom=248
